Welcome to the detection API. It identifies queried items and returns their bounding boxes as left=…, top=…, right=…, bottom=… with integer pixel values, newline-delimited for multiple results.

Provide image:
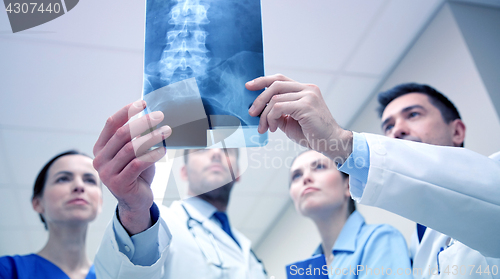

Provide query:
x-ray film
left=142, top=0, right=268, bottom=148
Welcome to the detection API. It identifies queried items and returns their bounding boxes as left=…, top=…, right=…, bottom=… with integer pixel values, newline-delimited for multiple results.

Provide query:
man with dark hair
left=378, top=83, right=465, bottom=147
left=377, top=82, right=461, bottom=122
left=247, top=74, right=500, bottom=278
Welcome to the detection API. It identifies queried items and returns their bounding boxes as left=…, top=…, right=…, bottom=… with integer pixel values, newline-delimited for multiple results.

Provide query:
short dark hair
left=32, top=150, right=92, bottom=230
left=183, top=148, right=239, bottom=164
left=289, top=150, right=356, bottom=215
left=343, top=172, right=356, bottom=215
left=377, top=83, right=461, bottom=123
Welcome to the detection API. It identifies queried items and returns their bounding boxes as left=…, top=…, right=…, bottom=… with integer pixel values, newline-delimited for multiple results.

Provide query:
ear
left=450, top=119, right=466, bottom=147
left=32, top=197, right=44, bottom=214
left=97, top=193, right=104, bottom=214
left=344, top=177, right=351, bottom=199
left=180, top=165, right=188, bottom=181
left=232, top=165, right=240, bottom=183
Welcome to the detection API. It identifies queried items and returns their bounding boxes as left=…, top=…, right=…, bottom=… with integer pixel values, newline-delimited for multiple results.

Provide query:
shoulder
left=232, top=227, right=250, bottom=243
left=161, top=201, right=187, bottom=224
left=153, top=202, right=180, bottom=225
left=87, top=265, right=96, bottom=278
left=0, top=254, right=38, bottom=265
left=358, top=223, right=406, bottom=247
left=358, top=224, right=410, bottom=263
left=363, top=223, right=405, bottom=238
left=0, top=255, right=16, bottom=269
left=0, top=254, right=39, bottom=277
left=158, top=203, right=173, bottom=216
left=157, top=201, right=190, bottom=237
left=363, top=223, right=402, bottom=233
left=0, top=255, right=15, bottom=278
left=490, top=151, right=500, bottom=161
left=356, top=224, right=412, bottom=271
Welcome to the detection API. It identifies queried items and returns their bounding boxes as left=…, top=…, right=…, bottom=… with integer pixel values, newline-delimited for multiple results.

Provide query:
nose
left=391, top=119, right=410, bottom=139
left=72, top=177, right=85, bottom=193
left=210, top=148, right=224, bottom=162
left=302, top=169, right=313, bottom=186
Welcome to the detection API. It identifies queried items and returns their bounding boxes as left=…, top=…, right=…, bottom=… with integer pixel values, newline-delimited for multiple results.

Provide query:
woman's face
left=289, top=151, right=350, bottom=217
left=33, top=155, right=102, bottom=228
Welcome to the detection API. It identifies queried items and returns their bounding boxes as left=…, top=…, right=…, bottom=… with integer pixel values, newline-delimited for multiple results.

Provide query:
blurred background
left=1, top=0, right=499, bottom=278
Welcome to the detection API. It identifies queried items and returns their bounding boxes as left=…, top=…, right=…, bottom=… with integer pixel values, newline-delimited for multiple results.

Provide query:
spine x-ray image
left=142, top=0, right=267, bottom=148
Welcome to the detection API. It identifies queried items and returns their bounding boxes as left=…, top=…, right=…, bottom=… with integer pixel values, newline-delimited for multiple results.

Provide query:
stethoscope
left=181, top=204, right=226, bottom=270
left=180, top=204, right=267, bottom=276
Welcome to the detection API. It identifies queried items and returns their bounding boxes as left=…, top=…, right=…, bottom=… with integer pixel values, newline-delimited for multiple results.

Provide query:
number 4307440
left=5, top=3, right=62, bottom=14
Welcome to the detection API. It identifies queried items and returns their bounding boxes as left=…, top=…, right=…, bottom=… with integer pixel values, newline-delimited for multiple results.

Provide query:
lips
left=301, top=187, right=319, bottom=197
left=206, top=164, right=227, bottom=173
left=67, top=198, right=89, bottom=205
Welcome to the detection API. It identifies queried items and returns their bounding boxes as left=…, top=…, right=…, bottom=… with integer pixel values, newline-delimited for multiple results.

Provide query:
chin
left=205, top=179, right=232, bottom=190
left=299, top=201, right=325, bottom=217
left=69, top=212, right=98, bottom=223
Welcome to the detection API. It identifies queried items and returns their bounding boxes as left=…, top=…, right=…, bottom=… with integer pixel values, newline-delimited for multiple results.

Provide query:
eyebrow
left=290, top=169, right=301, bottom=179
left=310, top=159, right=322, bottom=168
left=381, top=105, right=425, bottom=129
left=291, top=159, right=323, bottom=176
left=53, top=171, right=73, bottom=177
left=53, top=171, right=97, bottom=179
left=83, top=173, right=97, bottom=179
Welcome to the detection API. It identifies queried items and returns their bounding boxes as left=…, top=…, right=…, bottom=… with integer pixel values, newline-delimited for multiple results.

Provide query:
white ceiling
left=4, top=0, right=496, bottom=260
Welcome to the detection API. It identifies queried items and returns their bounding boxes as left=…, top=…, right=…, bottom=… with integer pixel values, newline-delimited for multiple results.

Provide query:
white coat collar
left=183, top=196, right=218, bottom=220
left=173, top=197, right=251, bottom=259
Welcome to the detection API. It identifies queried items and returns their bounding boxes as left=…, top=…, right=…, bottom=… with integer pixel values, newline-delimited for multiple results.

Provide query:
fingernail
left=156, top=147, right=165, bottom=155
left=159, top=125, right=171, bottom=136
left=249, top=105, right=255, bottom=113
left=150, top=111, right=162, bottom=120
left=133, top=100, right=144, bottom=108
left=246, top=80, right=254, bottom=85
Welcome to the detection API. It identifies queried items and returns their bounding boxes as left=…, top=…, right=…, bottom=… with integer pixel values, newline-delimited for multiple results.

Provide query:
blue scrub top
left=286, top=211, right=412, bottom=278
left=0, top=254, right=96, bottom=279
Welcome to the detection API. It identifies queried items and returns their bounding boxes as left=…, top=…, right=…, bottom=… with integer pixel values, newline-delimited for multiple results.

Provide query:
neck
left=198, top=194, right=228, bottom=211
left=310, top=206, right=349, bottom=266
left=189, top=183, right=232, bottom=212
left=37, top=222, right=91, bottom=274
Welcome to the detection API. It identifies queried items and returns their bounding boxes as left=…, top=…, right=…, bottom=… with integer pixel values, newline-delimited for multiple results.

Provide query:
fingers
left=266, top=100, right=303, bottom=133
left=96, top=110, right=165, bottom=168
left=133, top=125, right=172, bottom=157
left=245, top=74, right=294, bottom=91
left=117, top=147, right=166, bottom=186
left=107, top=125, right=172, bottom=176
left=129, top=111, right=164, bottom=140
left=258, top=92, right=304, bottom=133
left=94, top=100, right=145, bottom=157
left=248, top=79, right=306, bottom=118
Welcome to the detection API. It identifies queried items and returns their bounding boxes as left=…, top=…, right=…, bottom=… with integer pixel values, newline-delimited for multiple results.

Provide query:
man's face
left=381, top=93, right=464, bottom=147
left=182, top=148, right=239, bottom=197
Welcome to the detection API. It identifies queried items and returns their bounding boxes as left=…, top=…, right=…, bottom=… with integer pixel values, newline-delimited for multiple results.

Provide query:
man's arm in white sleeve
left=94, top=203, right=172, bottom=279
left=340, top=132, right=500, bottom=258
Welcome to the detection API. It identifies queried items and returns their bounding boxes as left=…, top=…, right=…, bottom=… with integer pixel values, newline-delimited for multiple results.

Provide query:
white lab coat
left=351, top=133, right=500, bottom=279
left=95, top=200, right=267, bottom=279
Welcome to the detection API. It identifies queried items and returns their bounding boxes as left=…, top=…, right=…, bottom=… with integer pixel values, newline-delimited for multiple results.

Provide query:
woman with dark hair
left=0, top=150, right=102, bottom=279
left=286, top=150, right=411, bottom=278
